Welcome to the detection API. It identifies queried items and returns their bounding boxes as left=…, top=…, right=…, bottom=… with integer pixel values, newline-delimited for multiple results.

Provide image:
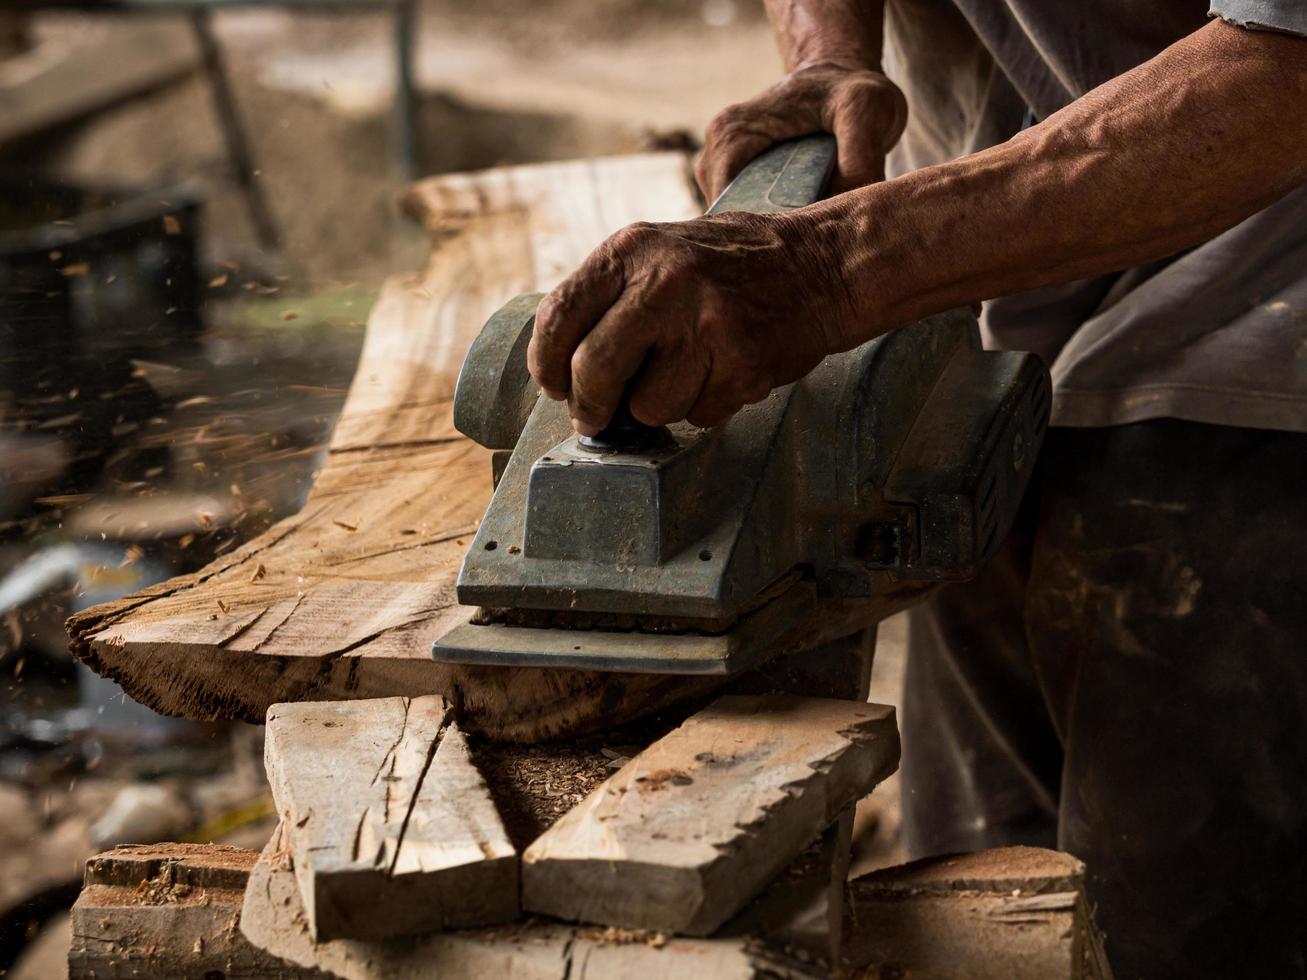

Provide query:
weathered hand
left=527, top=210, right=858, bottom=434
left=696, top=63, right=906, bottom=201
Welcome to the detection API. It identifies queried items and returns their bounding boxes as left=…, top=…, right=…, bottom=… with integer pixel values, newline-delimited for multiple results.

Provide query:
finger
left=685, top=365, right=750, bottom=430
left=528, top=246, right=627, bottom=398
left=699, top=129, right=777, bottom=204
left=828, top=81, right=906, bottom=193
left=831, top=117, right=884, bottom=193
left=700, top=100, right=798, bottom=202
left=567, top=291, right=661, bottom=436
left=627, top=340, right=710, bottom=427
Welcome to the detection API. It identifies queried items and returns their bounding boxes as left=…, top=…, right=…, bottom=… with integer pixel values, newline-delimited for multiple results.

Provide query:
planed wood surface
left=66, top=151, right=930, bottom=743
left=265, top=696, right=516, bottom=940
left=521, top=695, right=900, bottom=935
left=68, top=843, right=326, bottom=979
left=241, top=823, right=824, bottom=980
left=842, top=847, right=1115, bottom=980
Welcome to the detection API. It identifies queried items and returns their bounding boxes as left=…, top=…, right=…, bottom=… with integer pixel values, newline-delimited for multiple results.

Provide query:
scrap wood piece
left=521, top=696, right=900, bottom=936
left=66, top=152, right=729, bottom=744
left=841, top=846, right=1115, bottom=980
left=265, top=696, right=516, bottom=940
left=68, top=843, right=326, bottom=980
left=241, top=823, right=825, bottom=980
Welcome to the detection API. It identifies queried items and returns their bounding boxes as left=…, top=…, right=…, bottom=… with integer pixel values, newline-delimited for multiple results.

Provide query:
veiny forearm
left=807, top=20, right=1307, bottom=347
left=763, top=0, right=886, bottom=72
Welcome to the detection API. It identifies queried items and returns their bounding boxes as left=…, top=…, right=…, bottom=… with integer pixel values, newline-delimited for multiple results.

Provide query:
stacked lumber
left=69, top=842, right=1109, bottom=979
left=255, top=693, right=898, bottom=956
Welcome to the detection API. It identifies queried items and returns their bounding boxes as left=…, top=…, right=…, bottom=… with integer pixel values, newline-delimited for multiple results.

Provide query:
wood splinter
left=265, top=695, right=517, bottom=941
left=522, top=695, right=900, bottom=936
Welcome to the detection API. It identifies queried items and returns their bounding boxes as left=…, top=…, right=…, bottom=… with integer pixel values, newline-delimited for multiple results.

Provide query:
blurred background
left=0, top=4, right=905, bottom=974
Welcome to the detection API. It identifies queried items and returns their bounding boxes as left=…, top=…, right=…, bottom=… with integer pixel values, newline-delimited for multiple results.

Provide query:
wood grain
left=521, top=695, right=900, bottom=935
left=68, top=844, right=326, bottom=979
left=66, top=153, right=734, bottom=743
left=264, top=696, right=517, bottom=940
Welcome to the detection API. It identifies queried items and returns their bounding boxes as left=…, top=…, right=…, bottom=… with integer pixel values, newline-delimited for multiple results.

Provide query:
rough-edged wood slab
left=241, top=824, right=824, bottom=980
left=66, top=153, right=736, bottom=744
left=522, top=696, right=899, bottom=935
left=842, top=847, right=1114, bottom=980
left=265, top=696, right=516, bottom=940
left=68, top=844, right=326, bottom=980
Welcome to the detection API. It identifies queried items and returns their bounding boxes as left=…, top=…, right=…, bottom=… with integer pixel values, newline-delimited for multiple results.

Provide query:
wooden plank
left=264, top=696, right=517, bottom=940
left=521, top=696, right=900, bottom=936
left=241, top=824, right=824, bottom=980
left=68, top=843, right=327, bottom=979
left=841, top=847, right=1115, bottom=980
left=65, top=153, right=739, bottom=745
left=0, top=20, right=197, bottom=147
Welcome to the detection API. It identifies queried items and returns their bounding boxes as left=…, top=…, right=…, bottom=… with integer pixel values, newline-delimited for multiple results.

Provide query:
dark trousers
left=901, top=420, right=1307, bottom=980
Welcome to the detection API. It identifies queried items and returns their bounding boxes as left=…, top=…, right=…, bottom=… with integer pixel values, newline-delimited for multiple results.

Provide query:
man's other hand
left=526, top=211, right=857, bottom=435
left=695, top=63, right=906, bottom=201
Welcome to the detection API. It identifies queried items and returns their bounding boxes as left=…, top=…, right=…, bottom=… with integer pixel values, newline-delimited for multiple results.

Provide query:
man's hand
left=526, top=211, right=857, bottom=434
left=696, top=63, right=906, bottom=201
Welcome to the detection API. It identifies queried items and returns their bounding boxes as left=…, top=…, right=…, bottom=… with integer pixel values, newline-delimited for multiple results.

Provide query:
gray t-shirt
left=883, top=1, right=1307, bottom=432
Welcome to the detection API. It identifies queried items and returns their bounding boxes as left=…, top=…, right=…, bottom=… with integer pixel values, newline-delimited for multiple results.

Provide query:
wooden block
left=241, top=824, right=825, bottom=980
left=841, top=847, right=1114, bottom=980
left=68, top=843, right=327, bottom=979
left=265, top=696, right=516, bottom=940
left=522, top=696, right=900, bottom=935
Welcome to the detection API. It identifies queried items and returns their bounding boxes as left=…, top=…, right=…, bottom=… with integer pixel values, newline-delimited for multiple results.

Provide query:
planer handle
left=581, top=132, right=838, bottom=449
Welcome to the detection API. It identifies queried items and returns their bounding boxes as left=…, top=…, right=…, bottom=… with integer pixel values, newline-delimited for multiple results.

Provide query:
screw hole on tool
left=542, top=456, right=553, bottom=462
left=485, top=541, right=498, bottom=551
left=698, top=549, right=712, bottom=561
left=508, top=545, right=521, bottom=554
left=573, top=645, right=581, bottom=651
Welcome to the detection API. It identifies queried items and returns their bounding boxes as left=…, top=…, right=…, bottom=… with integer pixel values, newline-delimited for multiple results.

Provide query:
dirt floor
left=0, top=5, right=911, bottom=973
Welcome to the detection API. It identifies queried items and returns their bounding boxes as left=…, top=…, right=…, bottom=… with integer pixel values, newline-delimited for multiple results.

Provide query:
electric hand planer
left=432, top=135, right=1050, bottom=675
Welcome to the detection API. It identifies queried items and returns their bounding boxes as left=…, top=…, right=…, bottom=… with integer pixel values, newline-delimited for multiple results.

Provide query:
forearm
left=763, top=0, right=886, bottom=72
left=810, top=20, right=1307, bottom=346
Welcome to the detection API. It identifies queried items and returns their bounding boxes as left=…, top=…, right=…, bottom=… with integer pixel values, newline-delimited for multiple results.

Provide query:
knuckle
left=611, top=221, right=657, bottom=254
left=571, top=342, right=614, bottom=382
left=706, top=104, right=747, bottom=140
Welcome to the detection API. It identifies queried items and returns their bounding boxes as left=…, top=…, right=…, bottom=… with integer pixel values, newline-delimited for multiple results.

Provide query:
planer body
left=432, top=136, right=1050, bottom=675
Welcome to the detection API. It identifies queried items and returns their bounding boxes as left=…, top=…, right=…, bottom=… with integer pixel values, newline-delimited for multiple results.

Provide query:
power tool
left=432, top=135, right=1050, bottom=675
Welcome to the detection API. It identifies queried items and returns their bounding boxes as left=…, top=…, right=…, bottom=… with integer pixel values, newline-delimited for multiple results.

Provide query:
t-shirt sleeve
left=1210, top=0, right=1307, bottom=35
